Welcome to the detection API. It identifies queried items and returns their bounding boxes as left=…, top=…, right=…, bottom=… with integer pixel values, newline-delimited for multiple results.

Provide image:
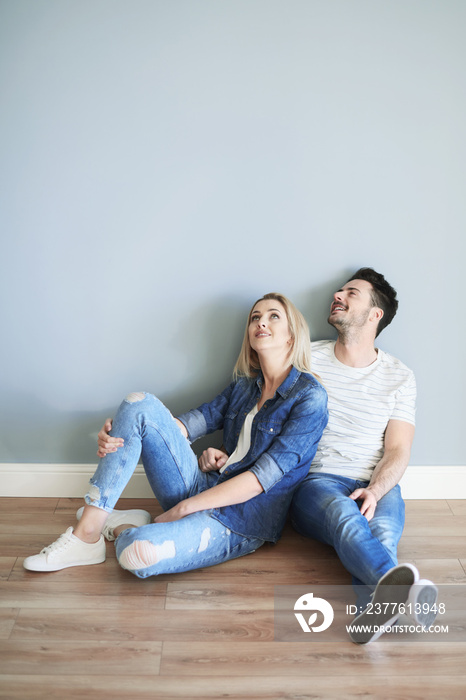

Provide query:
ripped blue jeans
left=84, top=392, right=264, bottom=578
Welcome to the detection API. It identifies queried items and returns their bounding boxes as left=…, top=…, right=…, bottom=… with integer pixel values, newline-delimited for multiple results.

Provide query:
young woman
left=24, top=293, right=328, bottom=577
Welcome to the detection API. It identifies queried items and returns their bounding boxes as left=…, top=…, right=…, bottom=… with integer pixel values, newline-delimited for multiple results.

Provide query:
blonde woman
left=24, top=294, right=328, bottom=577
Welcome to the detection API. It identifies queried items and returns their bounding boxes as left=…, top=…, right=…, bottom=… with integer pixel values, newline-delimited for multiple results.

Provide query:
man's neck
left=334, top=336, right=378, bottom=368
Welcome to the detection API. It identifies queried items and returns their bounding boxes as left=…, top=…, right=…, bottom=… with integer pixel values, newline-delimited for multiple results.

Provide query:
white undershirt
left=219, top=404, right=259, bottom=474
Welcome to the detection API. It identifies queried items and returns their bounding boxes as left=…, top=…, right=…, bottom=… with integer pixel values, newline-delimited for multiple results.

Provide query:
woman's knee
left=120, top=392, right=169, bottom=421
left=124, top=392, right=146, bottom=404
left=117, top=533, right=176, bottom=573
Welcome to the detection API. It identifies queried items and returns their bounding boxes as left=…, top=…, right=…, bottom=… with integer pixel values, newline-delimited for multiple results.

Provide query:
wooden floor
left=0, top=497, right=465, bottom=699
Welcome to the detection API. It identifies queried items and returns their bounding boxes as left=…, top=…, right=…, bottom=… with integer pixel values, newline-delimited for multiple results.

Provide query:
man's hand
left=349, top=488, right=378, bottom=522
left=198, top=447, right=229, bottom=473
left=97, top=419, right=124, bottom=458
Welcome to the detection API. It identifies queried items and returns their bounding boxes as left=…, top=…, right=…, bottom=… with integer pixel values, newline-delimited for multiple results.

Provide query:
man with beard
left=290, top=267, right=438, bottom=644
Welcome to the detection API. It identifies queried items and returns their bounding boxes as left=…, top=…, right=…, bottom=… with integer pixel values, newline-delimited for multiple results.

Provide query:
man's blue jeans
left=84, top=392, right=265, bottom=578
left=290, top=473, right=405, bottom=608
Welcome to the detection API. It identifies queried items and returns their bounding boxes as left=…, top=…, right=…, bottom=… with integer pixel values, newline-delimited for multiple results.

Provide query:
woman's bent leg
left=115, top=512, right=265, bottom=578
left=85, top=392, right=205, bottom=513
left=23, top=392, right=206, bottom=572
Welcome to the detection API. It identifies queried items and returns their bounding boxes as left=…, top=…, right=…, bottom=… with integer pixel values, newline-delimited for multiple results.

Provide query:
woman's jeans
left=84, top=392, right=265, bottom=578
left=290, top=472, right=405, bottom=610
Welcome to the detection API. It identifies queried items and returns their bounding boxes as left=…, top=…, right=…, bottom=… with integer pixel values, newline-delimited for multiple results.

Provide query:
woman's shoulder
left=294, top=371, right=328, bottom=402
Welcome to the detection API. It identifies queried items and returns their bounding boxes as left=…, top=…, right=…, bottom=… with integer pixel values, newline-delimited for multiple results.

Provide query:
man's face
left=328, top=279, right=377, bottom=333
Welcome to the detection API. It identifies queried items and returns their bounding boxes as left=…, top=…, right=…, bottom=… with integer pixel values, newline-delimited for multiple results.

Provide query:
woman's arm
left=176, top=382, right=236, bottom=442
left=174, top=418, right=188, bottom=439
left=154, top=471, right=264, bottom=523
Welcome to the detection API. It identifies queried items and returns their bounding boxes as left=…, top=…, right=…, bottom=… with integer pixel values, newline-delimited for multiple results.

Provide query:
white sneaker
left=76, top=506, right=151, bottom=541
left=349, top=563, right=419, bottom=644
left=23, top=527, right=106, bottom=572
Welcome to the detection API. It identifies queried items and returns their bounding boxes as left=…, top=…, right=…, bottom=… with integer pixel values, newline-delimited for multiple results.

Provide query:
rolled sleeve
left=176, top=409, right=207, bottom=443
left=250, top=453, right=284, bottom=492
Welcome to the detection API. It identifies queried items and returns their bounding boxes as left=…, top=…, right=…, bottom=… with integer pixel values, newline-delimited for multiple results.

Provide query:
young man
left=290, top=267, right=438, bottom=644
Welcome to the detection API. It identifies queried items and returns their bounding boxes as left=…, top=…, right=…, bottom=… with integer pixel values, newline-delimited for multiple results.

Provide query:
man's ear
left=370, top=307, right=384, bottom=324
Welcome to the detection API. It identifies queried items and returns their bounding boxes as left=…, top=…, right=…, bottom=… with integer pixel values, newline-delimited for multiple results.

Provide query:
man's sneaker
left=349, top=563, right=422, bottom=644
left=76, top=506, right=151, bottom=541
left=408, top=578, right=439, bottom=629
left=23, top=527, right=106, bottom=572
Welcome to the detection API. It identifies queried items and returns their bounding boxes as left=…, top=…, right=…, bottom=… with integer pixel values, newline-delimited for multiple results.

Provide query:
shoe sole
left=409, top=579, right=439, bottom=628
left=23, top=553, right=106, bottom=572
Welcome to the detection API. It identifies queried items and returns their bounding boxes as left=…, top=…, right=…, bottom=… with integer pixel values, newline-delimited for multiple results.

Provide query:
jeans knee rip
left=125, top=392, right=146, bottom=403
left=119, top=539, right=176, bottom=571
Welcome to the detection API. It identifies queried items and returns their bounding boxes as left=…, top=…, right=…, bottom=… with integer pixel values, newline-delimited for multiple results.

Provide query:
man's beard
left=327, top=308, right=371, bottom=340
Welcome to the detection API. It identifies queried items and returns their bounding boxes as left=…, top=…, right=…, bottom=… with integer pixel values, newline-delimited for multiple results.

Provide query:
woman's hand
left=198, top=447, right=229, bottom=472
left=154, top=501, right=188, bottom=523
left=154, top=472, right=263, bottom=525
left=97, top=419, right=124, bottom=458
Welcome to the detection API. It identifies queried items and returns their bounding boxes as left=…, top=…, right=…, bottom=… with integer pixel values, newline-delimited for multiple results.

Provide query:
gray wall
left=1, top=0, right=464, bottom=466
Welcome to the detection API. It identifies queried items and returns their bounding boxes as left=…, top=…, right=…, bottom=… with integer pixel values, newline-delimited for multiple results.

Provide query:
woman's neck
left=257, top=356, right=292, bottom=409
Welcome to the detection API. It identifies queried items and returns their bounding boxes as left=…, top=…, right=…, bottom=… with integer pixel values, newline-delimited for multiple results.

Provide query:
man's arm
left=349, top=419, right=415, bottom=521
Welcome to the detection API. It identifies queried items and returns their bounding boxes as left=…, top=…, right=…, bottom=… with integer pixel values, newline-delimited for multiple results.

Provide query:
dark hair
left=346, top=267, right=398, bottom=337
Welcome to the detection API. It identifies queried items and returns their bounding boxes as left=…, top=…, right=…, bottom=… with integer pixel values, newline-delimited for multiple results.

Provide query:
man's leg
left=290, top=473, right=402, bottom=587
left=291, top=474, right=437, bottom=644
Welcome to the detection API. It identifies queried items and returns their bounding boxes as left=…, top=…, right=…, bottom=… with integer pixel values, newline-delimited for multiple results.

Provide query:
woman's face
left=248, top=299, right=292, bottom=358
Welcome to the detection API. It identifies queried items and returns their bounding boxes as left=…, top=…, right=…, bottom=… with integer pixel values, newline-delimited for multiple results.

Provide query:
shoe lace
left=40, top=531, right=73, bottom=555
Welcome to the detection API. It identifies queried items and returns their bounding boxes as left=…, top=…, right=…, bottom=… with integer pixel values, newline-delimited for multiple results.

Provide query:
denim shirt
left=177, top=366, right=328, bottom=542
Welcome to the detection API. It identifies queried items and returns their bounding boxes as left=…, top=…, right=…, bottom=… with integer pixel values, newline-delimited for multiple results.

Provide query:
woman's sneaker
left=76, top=506, right=151, bottom=541
left=23, top=528, right=106, bottom=572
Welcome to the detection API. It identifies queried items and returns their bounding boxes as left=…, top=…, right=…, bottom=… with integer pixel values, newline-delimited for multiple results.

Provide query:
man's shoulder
left=311, top=339, right=335, bottom=355
left=377, top=348, right=415, bottom=378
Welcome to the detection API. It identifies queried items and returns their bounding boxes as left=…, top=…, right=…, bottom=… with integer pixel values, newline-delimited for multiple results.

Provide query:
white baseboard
left=0, top=464, right=153, bottom=498
left=0, top=464, right=465, bottom=499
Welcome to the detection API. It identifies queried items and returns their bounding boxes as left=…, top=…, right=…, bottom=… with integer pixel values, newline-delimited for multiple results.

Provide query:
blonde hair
left=233, top=292, right=313, bottom=379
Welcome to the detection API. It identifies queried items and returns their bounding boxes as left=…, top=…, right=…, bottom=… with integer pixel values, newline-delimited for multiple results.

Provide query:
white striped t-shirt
left=310, top=340, right=416, bottom=481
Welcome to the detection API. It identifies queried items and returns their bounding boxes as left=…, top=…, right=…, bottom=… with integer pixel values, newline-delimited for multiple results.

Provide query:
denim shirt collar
left=254, top=365, right=301, bottom=400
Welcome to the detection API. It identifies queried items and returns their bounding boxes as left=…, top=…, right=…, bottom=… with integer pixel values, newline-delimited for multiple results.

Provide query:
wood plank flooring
left=0, top=497, right=465, bottom=699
